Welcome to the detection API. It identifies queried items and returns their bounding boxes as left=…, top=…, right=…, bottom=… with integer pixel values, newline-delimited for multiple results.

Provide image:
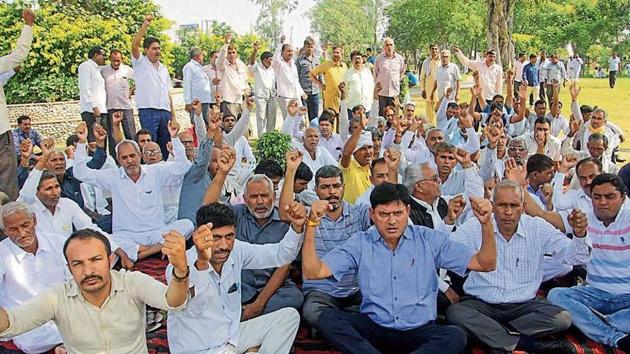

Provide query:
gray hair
left=440, top=49, right=451, bottom=56
left=0, top=201, right=33, bottom=231
left=592, top=108, right=607, bottom=119
left=377, top=116, right=386, bottom=125
left=425, top=127, right=443, bottom=137
left=508, top=136, right=526, bottom=147
left=115, top=139, right=141, bottom=156
left=492, top=179, right=524, bottom=203
left=588, top=132, right=609, bottom=148
left=189, top=47, right=203, bottom=60
left=402, top=163, right=434, bottom=192
left=244, top=174, right=274, bottom=196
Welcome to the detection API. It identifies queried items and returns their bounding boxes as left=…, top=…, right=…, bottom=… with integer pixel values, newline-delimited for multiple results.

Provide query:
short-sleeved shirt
left=341, top=157, right=371, bottom=205
left=131, top=55, right=171, bottom=111
left=296, top=55, right=319, bottom=95
left=435, top=63, right=461, bottom=99
left=311, top=60, right=347, bottom=112
left=323, top=225, right=475, bottom=330
left=101, top=64, right=135, bottom=110
left=608, top=56, right=621, bottom=71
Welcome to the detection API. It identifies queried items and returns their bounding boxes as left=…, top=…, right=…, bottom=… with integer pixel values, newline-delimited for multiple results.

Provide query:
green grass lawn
left=410, top=77, right=630, bottom=163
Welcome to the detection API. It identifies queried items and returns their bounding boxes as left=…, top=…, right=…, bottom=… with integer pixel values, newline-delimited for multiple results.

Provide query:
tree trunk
left=486, top=0, right=515, bottom=68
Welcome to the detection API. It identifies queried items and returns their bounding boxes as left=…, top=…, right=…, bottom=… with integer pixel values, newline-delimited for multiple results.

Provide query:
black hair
left=17, top=115, right=31, bottom=125
left=254, top=159, right=284, bottom=180
left=369, top=127, right=383, bottom=141
left=63, top=229, right=112, bottom=262
left=134, top=129, right=153, bottom=142
left=370, top=157, right=387, bottom=174
left=196, top=202, right=236, bottom=229
left=315, top=165, right=343, bottom=186
left=370, top=183, right=410, bottom=208
left=222, top=114, right=236, bottom=121
left=66, top=134, right=79, bottom=147
left=590, top=173, right=627, bottom=196
left=526, top=154, right=554, bottom=175
left=88, top=46, right=104, bottom=59
left=143, top=37, right=160, bottom=50
left=492, top=94, right=504, bottom=101
left=366, top=48, right=373, bottom=52
left=518, top=52, right=525, bottom=57
left=529, top=53, right=537, bottom=59
left=260, top=51, right=273, bottom=61
left=38, top=170, right=59, bottom=189
left=534, top=116, right=552, bottom=127
left=447, top=102, right=459, bottom=110
left=534, top=100, right=547, bottom=108
left=319, top=109, right=335, bottom=123
left=350, top=50, right=363, bottom=61
left=295, top=162, right=313, bottom=182
left=588, top=133, right=608, bottom=148
left=352, top=105, right=366, bottom=114
left=576, top=157, right=603, bottom=176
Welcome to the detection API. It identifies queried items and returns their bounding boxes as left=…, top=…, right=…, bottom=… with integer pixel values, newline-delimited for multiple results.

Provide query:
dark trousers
left=446, top=297, right=571, bottom=351
left=378, top=96, right=395, bottom=116
left=318, top=310, right=466, bottom=354
left=302, top=93, right=320, bottom=120
left=0, top=131, right=18, bottom=200
left=138, top=108, right=171, bottom=161
left=609, top=70, right=618, bottom=88
left=81, top=111, right=107, bottom=142
left=539, top=82, right=546, bottom=102
left=303, top=290, right=362, bottom=327
left=188, top=103, right=210, bottom=125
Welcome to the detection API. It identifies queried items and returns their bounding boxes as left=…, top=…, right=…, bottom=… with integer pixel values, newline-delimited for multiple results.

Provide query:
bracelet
left=172, top=266, right=190, bottom=282
left=307, top=219, right=320, bottom=228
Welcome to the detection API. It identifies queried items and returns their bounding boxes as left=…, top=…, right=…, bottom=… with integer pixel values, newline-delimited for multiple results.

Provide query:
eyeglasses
left=418, top=174, right=441, bottom=184
left=144, top=150, right=161, bottom=156
left=508, top=147, right=527, bottom=152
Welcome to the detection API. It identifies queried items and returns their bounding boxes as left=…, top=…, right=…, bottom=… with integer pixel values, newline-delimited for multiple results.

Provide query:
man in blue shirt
left=522, top=54, right=540, bottom=106
left=301, top=182, right=497, bottom=354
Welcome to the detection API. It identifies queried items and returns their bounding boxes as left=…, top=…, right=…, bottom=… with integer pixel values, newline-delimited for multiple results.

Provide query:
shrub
left=254, top=130, right=292, bottom=168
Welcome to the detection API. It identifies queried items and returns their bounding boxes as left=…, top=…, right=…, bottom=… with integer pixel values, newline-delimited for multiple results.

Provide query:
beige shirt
left=0, top=25, right=33, bottom=134
left=101, top=64, right=135, bottom=110
left=1, top=270, right=185, bottom=354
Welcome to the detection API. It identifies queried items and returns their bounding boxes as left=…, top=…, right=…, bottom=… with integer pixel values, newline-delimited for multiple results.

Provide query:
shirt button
left=395, top=316, right=399, bottom=320
left=395, top=297, right=398, bottom=301
left=393, top=276, right=397, bottom=280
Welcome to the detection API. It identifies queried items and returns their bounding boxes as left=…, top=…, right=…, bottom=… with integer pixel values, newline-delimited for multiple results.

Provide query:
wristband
left=172, top=266, right=190, bottom=282
left=307, top=219, right=320, bottom=228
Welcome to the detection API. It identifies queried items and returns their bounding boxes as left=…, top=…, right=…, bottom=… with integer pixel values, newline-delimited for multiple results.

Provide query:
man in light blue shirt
left=301, top=182, right=498, bottom=354
left=166, top=202, right=304, bottom=354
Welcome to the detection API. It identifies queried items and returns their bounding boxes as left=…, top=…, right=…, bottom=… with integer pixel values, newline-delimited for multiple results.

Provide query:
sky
left=153, top=0, right=318, bottom=44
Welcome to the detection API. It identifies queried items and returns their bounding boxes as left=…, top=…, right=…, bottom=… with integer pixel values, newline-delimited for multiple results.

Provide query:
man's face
left=179, top=132, right=196, bottom=161
left=316, top=176, right=344, bottom=211
left=372, top=138, right=382, bottom=156
left=440, top=53, right=450, bottom=66
left=591, top=183, right=625, bottom=223
left=137, top=134, right=152, bottom=149
left=294, top=179, right=309, bottom=194
left=529, top=57, right=537, bottom=65
left=532, top=167, right=555, bottom=186
left=446, top=106, right=459, bottom=119
left=416, top=168, right=442, bottom=202
left=37, top=178, right=61, bottom=209
left=145, top=42, right=161, bottom=63
left=590, top=112, right=605, bottom=129
left=430, top=46, right=439, bottom=58
left=227, top=47, right=237, bottom=64
left=18, top=119, right=32, bottom=133
left=370, top=162, right=389, bottom=186
left=577, top=162, right=601, bottom=197
left=282, top=45, right=293, bottom=61
left=3, top=211, right=37, bottom=252
left=384, top=40, right=394, bottom=55
left=262, top=56, right=272, bottom=68
left=210, top=52, right=219, bottom=65
left=118, top=143, right=142, bottom=175
left=534, top=103, right=546, bottom=117
left=93, top=50, right=105, bottom=66
left=332, top=47, right=343, bottom=62
left=497, top=131, right=507, bottom=154
left=304, top=128, right=319, bottom=153
left=209, top=225, right=235, bottom=265
left=426, top=131, right=445, bottom=152
left=209, top=147, right=220, bottom=177
left=493, top=187, right=523, bottom=233
left=485, top=52, right=497, bottom=65
left=508, top=141, right=528, bottom=163
left=66, top=238, right=112, bottom=295
left=352, top=54, right=363, bottom=68
left=142, top=142, right=162, bottom=165
left=535, top=122, right=550, bottom=140
left=404, top=105, right=415, bottom=119
left=370, top=200, right=409, bottom=242
left=353, top=146, right=373, bottom=167
left=110, top=52, right=122, bottom=70
left=551, top=56, right=558, bottom=64
left=244, top=180, right=274, bottom=220
left=223, top=116, right=236, bottom=133
left=319, top=120, right=332, bottom=137
left=46, top=152, right=67, bottom=176
left=435, top=150, right=457, bottom=176
left=304, top=43, right=314, bottom=57
left=587, top=139, right=606, bottom=159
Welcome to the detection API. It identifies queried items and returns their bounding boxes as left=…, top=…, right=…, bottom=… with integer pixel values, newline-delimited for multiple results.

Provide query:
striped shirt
left=451, top=214, right=591, bottom=303
left=302, top=202, right=370, bottom=297
left=584, top=205, right=630, bottom=295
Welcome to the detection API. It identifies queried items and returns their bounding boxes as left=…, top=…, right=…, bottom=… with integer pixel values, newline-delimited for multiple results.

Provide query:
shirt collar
left=118, top=166, right=146, bottom=180
left=10, top=232, right=57, bottom=262
left=369, top=224, right=412, bottom=243
left=494, top=217, right=528, bottom=240
left=411, top=195, right=438, bottom=211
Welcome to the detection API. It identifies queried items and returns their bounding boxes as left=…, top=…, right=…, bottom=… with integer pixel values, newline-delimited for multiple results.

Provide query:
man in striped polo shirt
left=549, top=174, right=630, bottom=352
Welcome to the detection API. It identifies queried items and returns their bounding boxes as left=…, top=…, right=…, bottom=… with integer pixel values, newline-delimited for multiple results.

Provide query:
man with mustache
left=433, top=142, right=484, bottom=198
left=203, top=148, right=304, bottom=321
left=0, top=227, right=190, bottom=353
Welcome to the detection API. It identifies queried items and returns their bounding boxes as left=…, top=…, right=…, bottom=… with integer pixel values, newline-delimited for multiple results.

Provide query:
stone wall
left=7, top=91, right=191, bottom=143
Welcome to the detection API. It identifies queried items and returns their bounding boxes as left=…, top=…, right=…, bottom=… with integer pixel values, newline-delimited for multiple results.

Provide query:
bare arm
left=132, top=15, right=152, bottom=60
left=466, top=197, right=497, bottom=272
left=340, top=115, right=365, bottom=168
left=278, top=150, right=302, bottom=221
left=302, top=201, right=334, bottom=280
left=202, top=147, right=236, bottom=205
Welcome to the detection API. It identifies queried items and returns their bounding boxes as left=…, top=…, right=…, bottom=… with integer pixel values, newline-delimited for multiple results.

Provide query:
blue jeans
left=138, top=108, right=171, bottom=161
left=548, top=285, right=630, bottom=347
left=303, top=93, right=320, bottom=120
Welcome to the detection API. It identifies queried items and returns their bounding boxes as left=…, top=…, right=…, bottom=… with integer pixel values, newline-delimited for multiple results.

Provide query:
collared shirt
left=311, top=60, right=347, bottom=111
left=73, top=138, right=191, bottom=233
left=341, top=157, right=371, bottom=205
left=608, top=56, right=620, bottom=71
left=342, top=66, right=374, bottom=110
left=452, top=215, right=591, bottom=303
left=131, top=55, right=171, bottom=111
left=101, top=63, right=135, bottom=110
left=1, top=25, right=32, bottom=135
left=0, top=270, right=185, bottom=354
left=435, top=63, right=461, bottom=100
left=323, top=225, right=474, bottom=330
left=273, top=42, right=305, bottom=99
left=514, top=59, right=526, bottom=82
left=551, top=172, right=593, bottom=212
left=355, top=185, right=375, bottom=206
left=12, top=127, right=42, bottom=154
left=419, top=57, right=439, bottom=93
left=520, top=132, right=562, bottom=161
left=26, top=197, right=102, bottom=241
left=544, top=112, right=570, bottom=137
left=217, top=45, right=249, bottom=104
left=319, top=133, right=344, bottom=160
left=182, top=59, right=212, bottom=104
left=293, top=143, right=338, bottom=190
left=296, top=55, right=320, bottom=95
left=522, top=63, right=539, bottom=86
left=455, top=53, right=503, bottom=101
left=537, top=58, right=549, bottom=82
left=545, top=61, right=567, bottom=84
left=374, top=52, right=406, bottom=98
left=303, top=202, right=370, bottom=297
left=248, top=62, right=275, bottom=99
left=441, top=166, right=484, bottom=198
left=166, top=229, right=302, bottom=353
left=567, top=57, right=583, bottom=79
left=78, top=59, right=107, bottom=113
left=202, top=64, right=222, bottom=104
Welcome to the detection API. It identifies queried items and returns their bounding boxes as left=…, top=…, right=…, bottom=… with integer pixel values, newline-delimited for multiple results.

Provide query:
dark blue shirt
left=522, top=63, right=539, bottom=86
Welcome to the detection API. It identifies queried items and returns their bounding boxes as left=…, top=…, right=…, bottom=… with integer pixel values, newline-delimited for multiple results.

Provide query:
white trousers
left=114, top=219, right=194, bottom=261
left=11, top=321, right=62, bottom=354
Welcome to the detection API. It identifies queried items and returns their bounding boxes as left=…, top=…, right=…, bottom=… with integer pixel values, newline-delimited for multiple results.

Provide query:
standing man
left=131, top=15, right=172, bottom=159
left=296, top=37, right=321, bottom=121
left=273, top=35, right=306, bottom=122
left=203, top=51, right=222, bottom=110
left=217, top=32, right=249, bottom=119
left=310, top=46, right=347, bottom=113
left=420, top=44, right=440, bottom=124
left=182, top=47, right=212, bottom=124
left=432, top=49, right=461, bottom=102
left=537, top=51, right=549, bottom=102
left=249, top=42, right=277, bottom=135
left=374, top=38, right=406, bottom=115
left=513, top=52, right=527, bottom=99
left=608, top=53, right=621, bottom=89
left=78, top=46, right=108, bottom=149
left=454, top=47, right=503, bottom=104
left=342, top=51, right=375, bottom=117
left=522, top=54, right=540, bottom=106
left=0, top=9, right=34, bottom=201
left=567, top=54, right=584, bottom=82
left=544, top=53, right=567, bottom=104
left=101, top=49, right=136, bottom=142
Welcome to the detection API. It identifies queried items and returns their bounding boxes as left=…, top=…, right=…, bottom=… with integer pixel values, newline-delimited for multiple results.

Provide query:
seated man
left=0, top=228, right=189, bottom=353
left=302, top=182, right=498, bottom=354
left=355, top=149, right=402, bottom=206
left=73, top=120, right=194, bottom=261
left=203, top=147, right=303, bottom=320
left=433, top=142, right=484, bottom=198
left=446, top=179, right=591, bottom=354
left=0, top=202, right=66, bottom=353
left=525, top=154, right=556, bottom=211
left=340, top=114, right=374, bottom=204
left=552, top=157, right=603, bottom=212
left=166, top=202, right=303, bottom=353
left=12, top=115, right=43, bottom=157
left=549, top=174, right=630, bottom=353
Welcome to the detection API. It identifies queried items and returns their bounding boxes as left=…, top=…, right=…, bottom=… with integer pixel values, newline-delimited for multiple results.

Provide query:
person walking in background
left=608, top=53, right=621, bottom=88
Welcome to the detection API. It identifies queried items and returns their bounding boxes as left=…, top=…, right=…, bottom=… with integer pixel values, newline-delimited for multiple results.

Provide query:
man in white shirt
left=0, top=202, right=66, bottom=354
left=513, top=52, right=527, bottom=99
left=249, top=42, right=276, bottom=135
left=567, top=54, right=584, bottom=81
left=317, top=112, right=344, bottom=160
left=183, top=47, right=212, bottom=124
left=552, top=157, right=602, bottom=213
left=536, top=51, right=550, bottom=102
left=273, top=35, right=306, bottom=122
left=608, top=53, right=621, bottom=88
left=420, top=44, right=440, bottom=124
left=373, top=37, right=406, bottom=115
left=519, top=116, right=562, bottom=162
left=73, top=120, right=194, bottom=262
left=433, top=142, right=484, bottom=198
left=218, top=32, right=249, bottom=119
left=544, top=54, right=567, bottom=104
left=78, top=46, right=108, bottom=149
left=342, top=50, right=374, bottom=118
left=131, top=15, right=172, bottom=160
left=432, top=50, right=461, bottom=102
left=101, top=49, right=136, bottom=142
left=203, top=50, right=222, bottom=109
left=454, top=47, right=503, bottom=103
left=167, top=202, right=302, bottom=354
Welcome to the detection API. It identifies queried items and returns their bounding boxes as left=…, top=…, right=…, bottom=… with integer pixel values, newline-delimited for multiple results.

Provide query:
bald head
left=143, top=142, right=162, bottom=165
